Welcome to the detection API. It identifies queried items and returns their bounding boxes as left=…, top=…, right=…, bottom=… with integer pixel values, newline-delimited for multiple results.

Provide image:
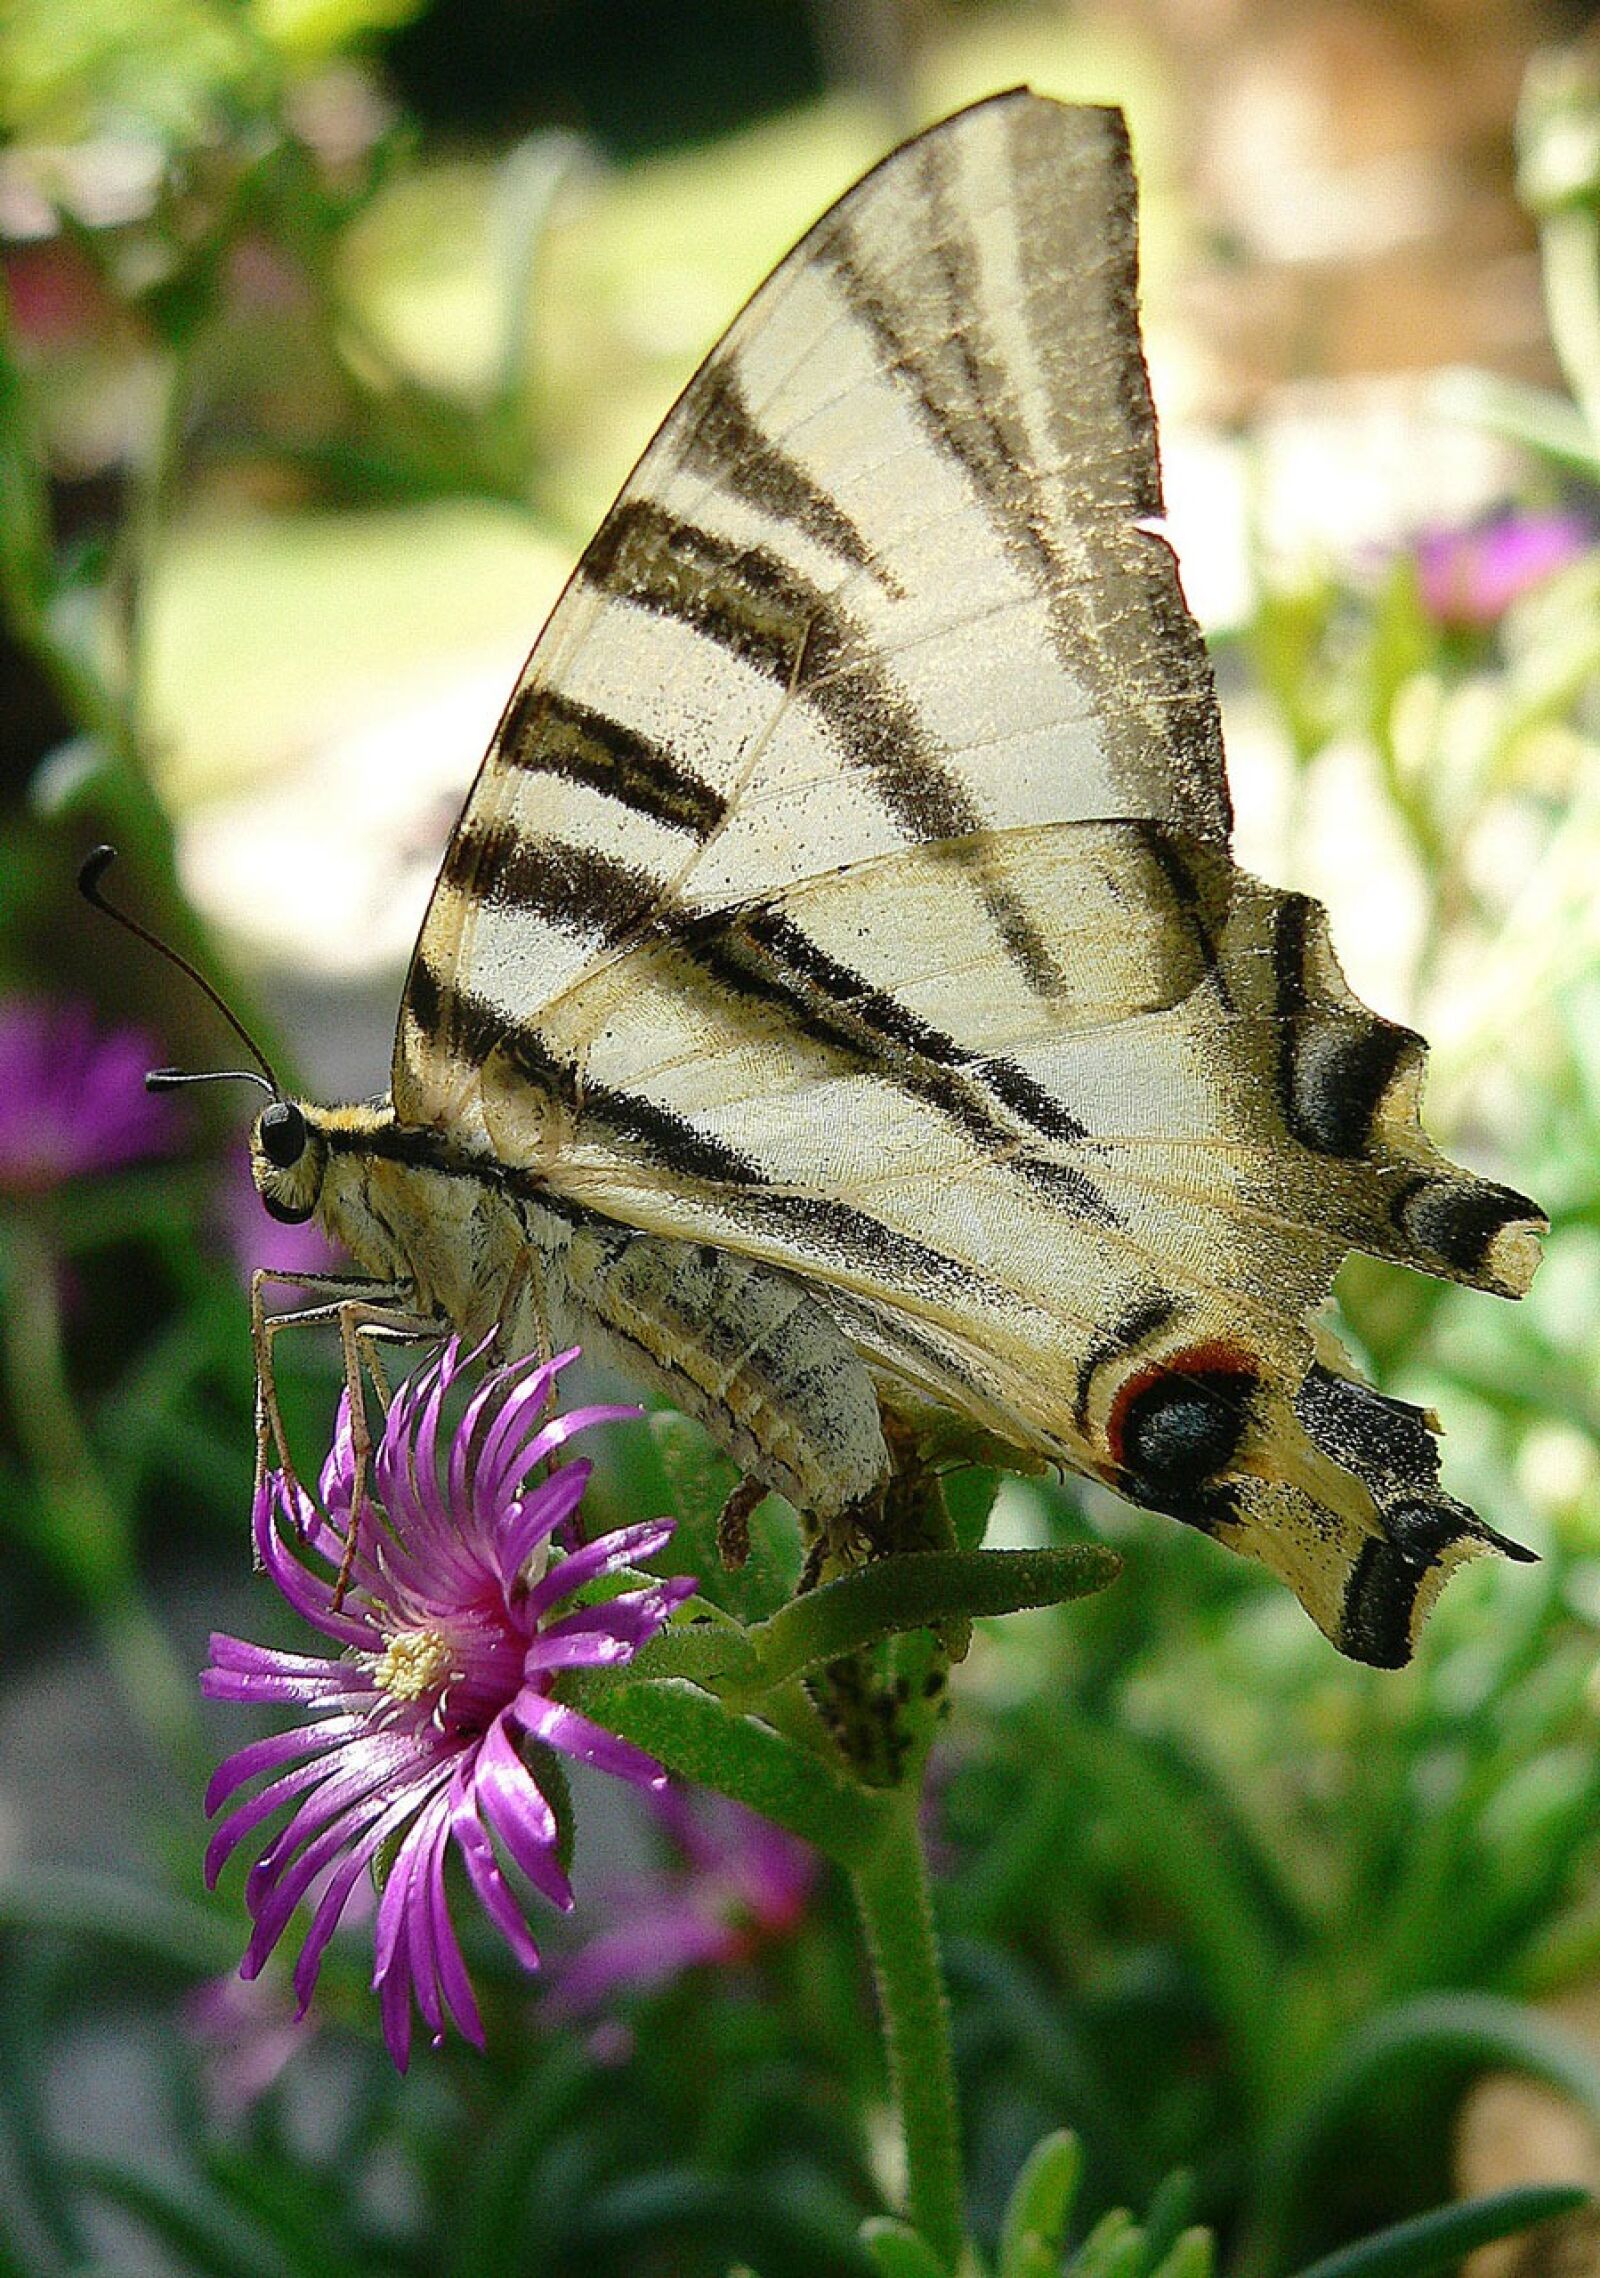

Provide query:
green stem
left=850, top=1790, right=967, bottom=2274
left=0, top=1217, right=197, bottom=1761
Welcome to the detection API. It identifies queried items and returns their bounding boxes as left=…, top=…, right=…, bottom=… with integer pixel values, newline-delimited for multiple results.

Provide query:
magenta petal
left=378, top=1948, right=414, bottom=2072
left=245, top=1760, right=447, bottom=1972
left=515, top=1693, right=667, bottom=1790
left=470, top=1353, right=573, bottom=1509
left=536, top=1581, right=692, bottom=1653
left=245, top=1732, right=421, bottom=1907
left=287, top=1772, right=429, bottom=2014
left=524, top=1519, right=677, bottom=1618
left=402, top=1809, right=448, bottom=2043
left=205, top=1719, right=364, bottom=1813
left=371, top=1810, right=420, bottom=1986
left=432, top=1883, right=485, bottom=2049
left=290, top=1840, right=378, bottom=2013
left=449, top=1348, right=559, bottom=1512
left=318, top=1391, right=358, bottom=1514
left=499, top=1461, right=591, bottom=1577
left=416, top=1799, right=483, bottom=2049
left=473, top=1716, right=573, bottom=1910
left=452, top=1800, right=541, bottom=1972
left=522, top=1626, right=647, bottom=1673
left=254, top=1489, right=375, bottom=1649
left=518, top=1402, right=643, bottom=1476
left=206, top=1751, right=347, bottom=1886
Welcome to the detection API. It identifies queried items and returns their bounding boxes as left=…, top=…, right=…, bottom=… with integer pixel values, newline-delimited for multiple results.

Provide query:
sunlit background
left=7, top=1, right=1600, bottom=2273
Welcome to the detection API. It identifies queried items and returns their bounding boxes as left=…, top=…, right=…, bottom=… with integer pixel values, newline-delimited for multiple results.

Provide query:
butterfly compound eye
left=259, top=1100, right=307, bottom=1170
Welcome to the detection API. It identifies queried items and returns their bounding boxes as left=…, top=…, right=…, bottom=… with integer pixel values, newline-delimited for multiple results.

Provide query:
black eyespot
left=262, top=1190, right=316, bottom=1226
left=1115, top=1358, right=1256, bottom=1503
left=259, top=1100, right=307, bottom=1169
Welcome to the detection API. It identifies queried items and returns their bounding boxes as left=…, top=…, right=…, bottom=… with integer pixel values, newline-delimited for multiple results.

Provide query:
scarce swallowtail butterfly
left=234, top=90, right=1543, bottom=1667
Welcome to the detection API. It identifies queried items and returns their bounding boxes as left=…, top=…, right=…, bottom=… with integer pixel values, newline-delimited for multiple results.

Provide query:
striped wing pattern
left=393, top=92, right=1543, bottom=1664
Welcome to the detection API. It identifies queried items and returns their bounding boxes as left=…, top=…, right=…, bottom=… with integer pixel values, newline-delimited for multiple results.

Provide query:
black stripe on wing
left=678, top=358, right=899, bottom=593
left=406, top=962, right=765, bottom=1188
left=394, top=970, right=990, bottom=1304
left=582, top=496, right=1066, bottom=997
left=667, top=901, right=1113, bottom=1221
left=407, top=870, right=1121, bottom=1230
left=815, top=108, right=1229, bottom=848
left=441, top=818, right=660, bottom=948
left=497, top=685, right=728, bottom=840
left=1270, top=895, right=1422, bottom=1158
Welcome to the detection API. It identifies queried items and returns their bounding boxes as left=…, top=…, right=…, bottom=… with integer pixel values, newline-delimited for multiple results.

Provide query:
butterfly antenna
left=77, top=845, right=281, bottom=1098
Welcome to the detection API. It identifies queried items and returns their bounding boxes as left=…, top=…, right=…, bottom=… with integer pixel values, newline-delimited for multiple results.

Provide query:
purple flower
left=1415, top=510, right=1590, bottom=629
left=202, top=1340, right=694, bottom=2069
left=185, top=1971, right=307, bottom=2119
left=0, top=996, right=177, bottom=1196
left=551, top=1786, right=815, bottom=2014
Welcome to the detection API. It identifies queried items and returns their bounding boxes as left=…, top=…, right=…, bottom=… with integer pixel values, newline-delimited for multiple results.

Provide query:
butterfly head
left=250, top=1097, right=328, bottom=1225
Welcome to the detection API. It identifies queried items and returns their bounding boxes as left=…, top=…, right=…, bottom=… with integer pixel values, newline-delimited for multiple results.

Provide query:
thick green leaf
left=1249, top=1995, right=1600, bottom=2275
left=580, top=1677, right=890, bottom=1865
left=743, top=1548, right=1120, bottom=1693
left=859, top=2218, right=952, bottom=2278
left=1286, top=2186, right=1589, bottom=2278
left=998, top=2130, right=1082, bottom=2276
left=1148, top=2232, right=1213, bottom=2278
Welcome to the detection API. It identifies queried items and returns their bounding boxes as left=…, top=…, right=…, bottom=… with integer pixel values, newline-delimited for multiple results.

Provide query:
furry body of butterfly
left=268, top=1100, right=890, bottom=1526
left=250, top=92, right=1543, bottom=1666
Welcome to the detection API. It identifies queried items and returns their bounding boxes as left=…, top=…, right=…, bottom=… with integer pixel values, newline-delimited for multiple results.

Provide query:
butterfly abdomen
left=311, top=1109, right=892, bottom=1527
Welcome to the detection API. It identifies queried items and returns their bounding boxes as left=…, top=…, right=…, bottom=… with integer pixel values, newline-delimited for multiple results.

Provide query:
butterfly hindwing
left=385, top=91, right=1543, bottom=1665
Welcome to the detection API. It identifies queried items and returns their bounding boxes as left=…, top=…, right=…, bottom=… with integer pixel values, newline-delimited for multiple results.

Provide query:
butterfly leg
left=330, top=1300, right=441, bottom=1603
left=494, top=1247, right=554, bottom=1372
left=249, top=1270, right=403, bottom=1506
left=248, top=1274, right=432, bottom=1581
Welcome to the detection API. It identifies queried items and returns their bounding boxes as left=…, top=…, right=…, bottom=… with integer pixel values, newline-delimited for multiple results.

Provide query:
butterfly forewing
left=386, top=90, right=1543, bottom=1665
left=398, top=96, right=1225, bottom=1103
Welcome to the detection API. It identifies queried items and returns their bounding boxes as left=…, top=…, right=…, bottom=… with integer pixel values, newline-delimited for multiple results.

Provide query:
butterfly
left=235, top=89, right=1542, bottom=1667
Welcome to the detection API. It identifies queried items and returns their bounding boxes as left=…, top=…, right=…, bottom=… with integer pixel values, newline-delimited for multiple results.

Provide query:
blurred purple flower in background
left=0, top=996, right=178, bottom=1196
left=202, top=1340, right=693, bottom=2069
left=185, top=1971, right=306, bottom=2120
left=552, top=1785, right=815, bottom=2014
left=1415, top=508, right=1590, bottom=629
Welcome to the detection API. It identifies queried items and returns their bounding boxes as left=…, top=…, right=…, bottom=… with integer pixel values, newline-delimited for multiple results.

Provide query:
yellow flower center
left=372, top=1628, right=454, bottom=1703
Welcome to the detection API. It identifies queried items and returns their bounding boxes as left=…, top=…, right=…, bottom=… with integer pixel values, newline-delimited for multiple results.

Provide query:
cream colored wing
left=392, top=91, right=1543, bottom=1665
left=398, top=91, right=1223, bottom=1101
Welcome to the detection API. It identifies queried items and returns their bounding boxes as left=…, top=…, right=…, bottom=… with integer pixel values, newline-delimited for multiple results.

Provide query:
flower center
left=372, top=1627, right=455, bottom=1703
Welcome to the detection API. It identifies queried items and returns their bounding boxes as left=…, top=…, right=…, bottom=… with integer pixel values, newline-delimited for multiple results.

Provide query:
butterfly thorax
left=251, top=1096, right=531, bottom=1329
left=251, top=1095, right=894, bottom=1531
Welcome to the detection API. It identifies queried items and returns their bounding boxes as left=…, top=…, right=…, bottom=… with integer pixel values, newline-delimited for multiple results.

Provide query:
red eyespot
left=1107, top=1342, right=1258, bottom=1495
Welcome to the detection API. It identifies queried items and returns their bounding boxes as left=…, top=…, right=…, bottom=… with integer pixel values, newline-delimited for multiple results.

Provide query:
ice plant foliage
left=0, top=995, right=177, bottom=1195
left=202, top=1341, right=694, bottom=2068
